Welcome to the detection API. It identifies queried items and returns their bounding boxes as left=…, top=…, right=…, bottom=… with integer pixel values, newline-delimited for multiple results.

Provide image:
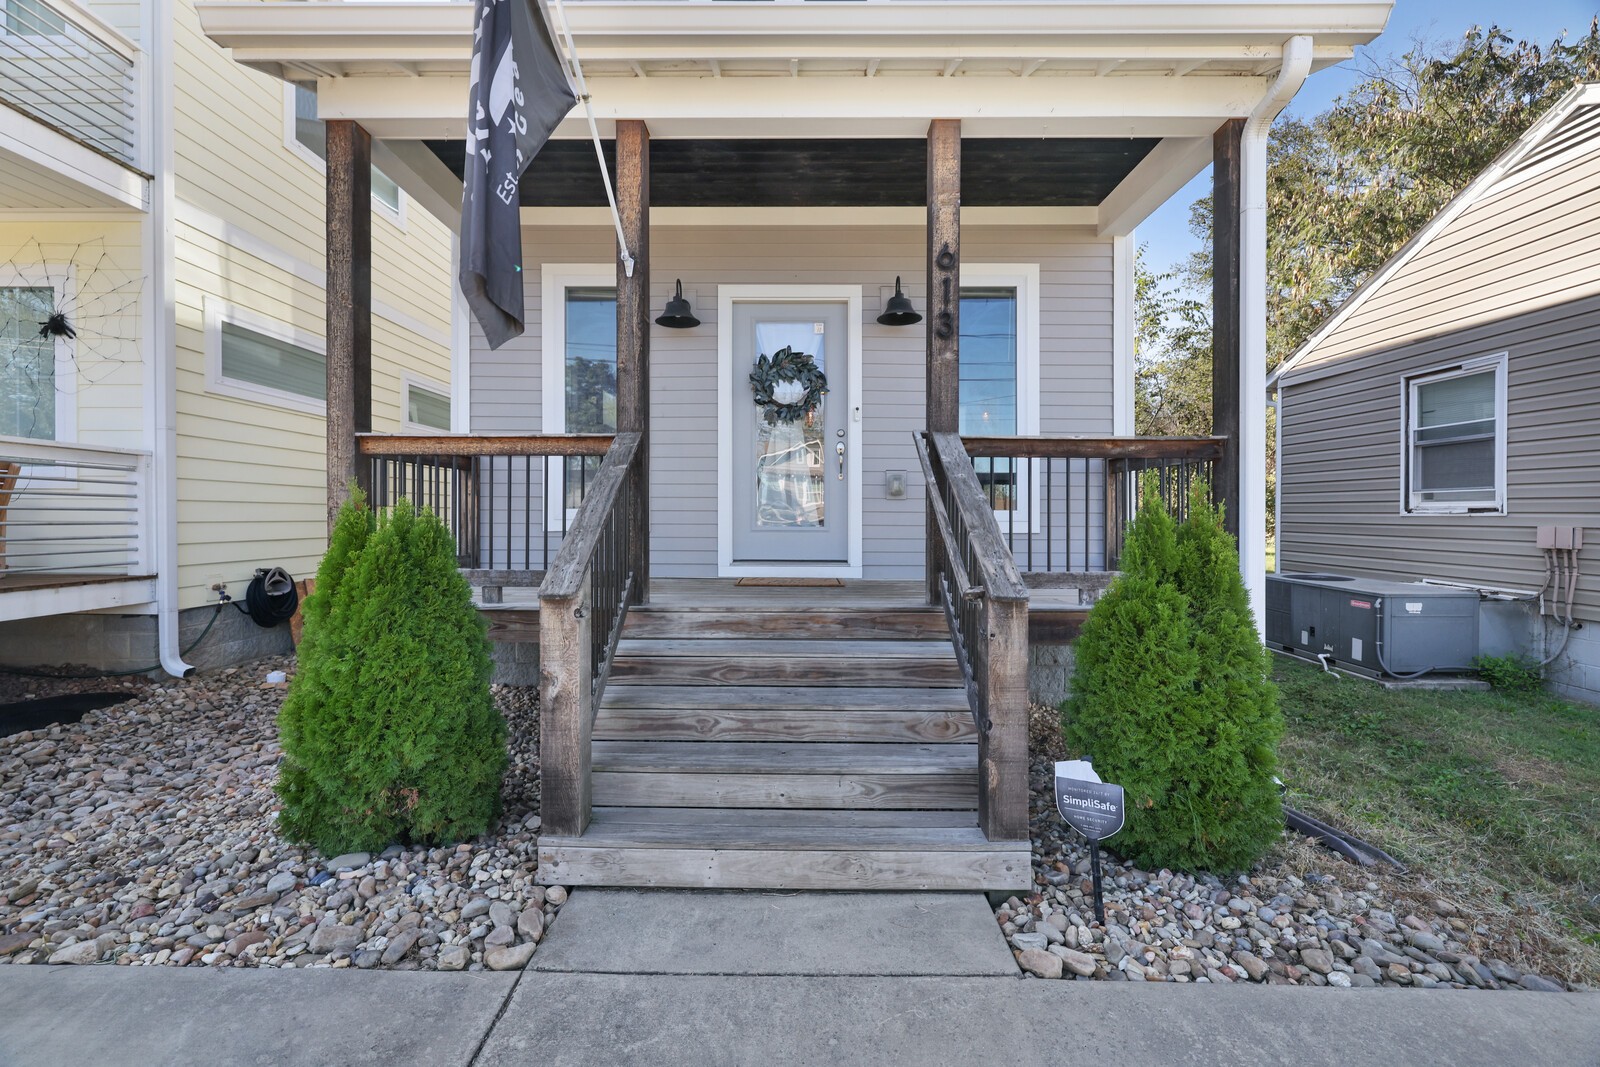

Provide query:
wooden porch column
left=926, top=119, right=960, bottom=603
left=325, top=119, right=372, bottom=531
left=926, top=119, right=961, bottom=433
left=1212, top=118, right=1244, bottom=538
left=616, top=120, right=650, bottom=603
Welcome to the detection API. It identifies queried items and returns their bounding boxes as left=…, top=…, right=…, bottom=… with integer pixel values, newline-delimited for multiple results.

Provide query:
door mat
left=734, top=577, right=845, bottom=587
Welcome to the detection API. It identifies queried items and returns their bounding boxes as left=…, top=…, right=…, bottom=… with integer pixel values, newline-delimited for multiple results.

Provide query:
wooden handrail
left=357, top=433, right=615, bottom=457
left=929, top=432, right=1029, bottom=604
left=539, top=432, right=641, bottom=600
left=912, top=435, right=981, bottom=600
left=960, top=434, right=1226, bottom=461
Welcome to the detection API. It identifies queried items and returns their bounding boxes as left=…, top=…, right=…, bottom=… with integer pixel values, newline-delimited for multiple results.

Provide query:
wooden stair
left=537, top=598, right=1032, bottom=890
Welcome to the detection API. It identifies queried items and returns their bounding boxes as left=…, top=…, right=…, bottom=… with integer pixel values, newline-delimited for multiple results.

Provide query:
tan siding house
left=0, top=0, right=454, bottom=671
left=1273, top=84, right=1600, bottom=703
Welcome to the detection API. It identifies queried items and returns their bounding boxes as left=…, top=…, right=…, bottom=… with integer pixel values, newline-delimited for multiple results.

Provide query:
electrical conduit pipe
left=1239, top=35, right=1312, bottom=639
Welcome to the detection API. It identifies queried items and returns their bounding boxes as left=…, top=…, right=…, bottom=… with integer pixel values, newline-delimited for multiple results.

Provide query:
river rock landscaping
left=1013, top=703, right=1591, bottom=991
left=0, top=657, right=559, bottom=971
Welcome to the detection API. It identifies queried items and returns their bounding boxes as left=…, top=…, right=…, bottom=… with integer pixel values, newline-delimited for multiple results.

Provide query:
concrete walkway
left=0, top=890, right=1595, bottom=1067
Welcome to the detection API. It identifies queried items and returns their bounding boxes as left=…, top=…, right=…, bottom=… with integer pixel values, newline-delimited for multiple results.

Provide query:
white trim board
left=1271, top=83, right=1600, bottom=389
left=716, top=284, right=864, bottom=580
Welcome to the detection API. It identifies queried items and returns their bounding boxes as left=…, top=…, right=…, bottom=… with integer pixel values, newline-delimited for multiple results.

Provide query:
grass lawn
left=1274, top=656, right=1600, bottom=982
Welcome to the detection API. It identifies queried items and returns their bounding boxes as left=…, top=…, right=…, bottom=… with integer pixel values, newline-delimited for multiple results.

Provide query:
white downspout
left=148, top=0, right=190, bottom=677
left=1239, top=35, right=1311, bottom=637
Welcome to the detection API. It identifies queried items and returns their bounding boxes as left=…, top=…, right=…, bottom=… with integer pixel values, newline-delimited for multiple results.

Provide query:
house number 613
left=934, top=243, right=957, bottom=340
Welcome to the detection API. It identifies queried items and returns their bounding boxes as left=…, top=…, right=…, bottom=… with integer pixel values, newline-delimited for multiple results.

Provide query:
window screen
left=220, top=320, right=326, bottom=402
left=563, top=287, right=617, bottom=508
left=1410, top=368, right=1498, bottom=505
left=958, top=288, right=1018, bottom=436
left=406, top=383, right=452, bottom=430
left=0, top=285, right=56, bottom=440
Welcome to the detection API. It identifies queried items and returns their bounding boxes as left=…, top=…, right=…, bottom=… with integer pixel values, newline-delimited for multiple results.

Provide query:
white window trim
left=282, top=84, right=407, bottom=230
left=964, top=263, right=1041, bottom=530
left=541, top=264, right=615, bottom=529
left=1399, top=353, right=1508, bottom=516
left=401, top=373, right=453, bottom=433
left=0, top=263, right=77, bottom=445
left=203, top=296, right=327, bottom=417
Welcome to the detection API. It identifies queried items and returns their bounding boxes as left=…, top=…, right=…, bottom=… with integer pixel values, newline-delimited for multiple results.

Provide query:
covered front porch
left=198, top=0, right=1386, bottom=888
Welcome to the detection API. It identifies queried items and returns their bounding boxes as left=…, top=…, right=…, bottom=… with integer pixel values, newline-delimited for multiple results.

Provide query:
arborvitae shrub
left=276, top=494, right=507, bottom=856
left=1063, top=483, right=1284, bottom=871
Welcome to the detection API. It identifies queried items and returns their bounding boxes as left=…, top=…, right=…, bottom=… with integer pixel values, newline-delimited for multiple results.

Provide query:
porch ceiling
left=424, top=137, right=1160, bottom=209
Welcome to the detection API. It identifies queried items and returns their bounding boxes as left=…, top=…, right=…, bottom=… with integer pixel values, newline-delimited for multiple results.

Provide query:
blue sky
left=1137, top=0, right=1600, bottom=275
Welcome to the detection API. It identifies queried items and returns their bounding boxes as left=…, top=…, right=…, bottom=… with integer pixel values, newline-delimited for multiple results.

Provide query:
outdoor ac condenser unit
left=1265, top=573, right=1479, bottom=678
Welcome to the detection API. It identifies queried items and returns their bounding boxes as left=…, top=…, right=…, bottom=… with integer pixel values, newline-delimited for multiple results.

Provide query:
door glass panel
left=752, top=321, right=826, bottom=529
left=0, top=285, right=57, bottom=440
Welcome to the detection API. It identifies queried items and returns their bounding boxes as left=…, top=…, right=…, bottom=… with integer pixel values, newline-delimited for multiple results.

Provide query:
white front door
left=719, top=289, right=861, bottom=576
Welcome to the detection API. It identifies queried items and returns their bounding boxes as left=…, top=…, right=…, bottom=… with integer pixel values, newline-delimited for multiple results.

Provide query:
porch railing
left=0, top=435, right=150, bottom=579
left=915, top=431, right=1029, bottom=842
left=538, top=431, right=645, bottom=838
left=357, top=433, right=615, bottom=588
left=0, top=0, right=141, bottom=169
left=959, top=435, right=1226, bottom=574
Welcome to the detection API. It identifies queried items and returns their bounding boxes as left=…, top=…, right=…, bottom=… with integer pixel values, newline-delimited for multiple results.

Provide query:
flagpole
left=540, top=0, right=635, bottom=278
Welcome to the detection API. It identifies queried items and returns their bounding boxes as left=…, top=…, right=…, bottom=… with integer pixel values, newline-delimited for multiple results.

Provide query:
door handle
left=836, top=442, right=845, bottom=480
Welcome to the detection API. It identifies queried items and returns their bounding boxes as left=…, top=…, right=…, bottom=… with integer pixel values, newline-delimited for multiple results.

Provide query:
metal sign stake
left=1088, top=838, right=1106, bottom=925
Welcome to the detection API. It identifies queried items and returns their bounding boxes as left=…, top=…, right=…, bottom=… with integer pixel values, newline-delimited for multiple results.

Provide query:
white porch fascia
left=0, top=579, right=158, bottom=624
left=0, top=107, right=149, bottom=212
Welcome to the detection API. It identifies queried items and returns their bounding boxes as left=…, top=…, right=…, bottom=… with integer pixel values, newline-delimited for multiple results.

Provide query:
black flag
left=460, top=0, right=576, bottom=349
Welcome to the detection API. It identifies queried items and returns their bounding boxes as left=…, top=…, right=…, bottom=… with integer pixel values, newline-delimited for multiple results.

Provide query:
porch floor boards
left=536, top=581, right=1032, bottom=891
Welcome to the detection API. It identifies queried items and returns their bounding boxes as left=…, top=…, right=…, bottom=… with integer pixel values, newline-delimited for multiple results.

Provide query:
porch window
left=289, top=85, right=403, bottom=219
left=1404, top=356, right=1506, bottom=513
left=0, top=285, right=57, bottom=439
left=404, top=380, right=452, bottom=432
left=561, top=285, right=617, bottom=512
left=960, top=286, right=1019, bottom=512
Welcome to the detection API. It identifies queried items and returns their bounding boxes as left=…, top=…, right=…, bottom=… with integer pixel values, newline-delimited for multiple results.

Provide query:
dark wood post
left=325, top=119, right=372, bottom=531
left=926, top=118, right=961, bottom=433
left=1212, top=118, right=1244, bottom=538
left=616, top=120, right=650, bottom=603
left=926, top=119, right=960, bottom=602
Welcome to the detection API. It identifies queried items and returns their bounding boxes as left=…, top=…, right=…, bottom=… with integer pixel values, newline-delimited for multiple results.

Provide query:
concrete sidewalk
left=0, top=967, right=1595, bottom=1067
left=0, top=889, right=1595, bottom=1067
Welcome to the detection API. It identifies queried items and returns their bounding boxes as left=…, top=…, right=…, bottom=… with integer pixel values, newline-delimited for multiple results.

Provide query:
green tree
left=277, top=496, right=507, bottom=856
left=1063, top=485, right=1283, bottom=871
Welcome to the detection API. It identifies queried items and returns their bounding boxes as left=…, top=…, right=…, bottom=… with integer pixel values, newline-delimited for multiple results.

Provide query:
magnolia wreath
left=749, top=345, right=828, bottom=425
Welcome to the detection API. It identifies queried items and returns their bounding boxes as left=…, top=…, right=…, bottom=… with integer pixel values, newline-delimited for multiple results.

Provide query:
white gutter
left=1238, top=34, right=1311, bottom=635
left=148, top=0, right=191, bottom=677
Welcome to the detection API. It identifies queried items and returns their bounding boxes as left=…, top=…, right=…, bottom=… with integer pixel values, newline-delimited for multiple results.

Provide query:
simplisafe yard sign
left=1055, top=759, right=1125, bottom=925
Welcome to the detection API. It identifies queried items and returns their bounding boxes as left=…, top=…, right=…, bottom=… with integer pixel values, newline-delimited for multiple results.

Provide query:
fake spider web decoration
left=1, top=236, right=144, bottom=438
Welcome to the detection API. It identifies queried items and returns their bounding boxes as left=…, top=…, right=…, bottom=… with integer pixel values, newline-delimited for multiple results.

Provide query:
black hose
left=232, top=568, right=299, bottom=628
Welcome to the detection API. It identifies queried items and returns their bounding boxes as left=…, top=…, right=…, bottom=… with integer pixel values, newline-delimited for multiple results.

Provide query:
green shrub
left=1473, top=652, right=1544, bottom=693
left=1063, top=483, right=1284, bottom=871
left=276, top=493, right=507, bottom=856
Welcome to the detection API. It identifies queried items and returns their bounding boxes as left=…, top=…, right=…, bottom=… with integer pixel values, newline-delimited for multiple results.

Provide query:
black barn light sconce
left=876, top=276, right=923, bottom=326
left=655, top=279, right=701, bottom=329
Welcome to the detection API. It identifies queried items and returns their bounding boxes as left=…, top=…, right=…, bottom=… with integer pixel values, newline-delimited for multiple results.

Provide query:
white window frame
left=541, top=264, right=616, bottom=529
left=1400, top=353, right=1507, bottom=516
left=963, top=264, right=1041, bottom=530
left=283, top=84, right=407, bottom=229
left=401, top=373, right=453, bottom=433
left=203, top=296, right=327, bottom=417
left=0, top=263, right=77, bottom=445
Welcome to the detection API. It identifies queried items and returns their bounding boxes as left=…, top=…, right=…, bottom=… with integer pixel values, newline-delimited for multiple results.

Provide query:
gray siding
left=1280, top=294, right=1600, bottom=620
left=469, top=223, right=1116, bottom=579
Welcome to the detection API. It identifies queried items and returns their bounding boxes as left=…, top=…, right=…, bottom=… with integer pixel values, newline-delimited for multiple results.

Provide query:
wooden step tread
left=614, top=638, right=954, bottom=658
left=600, top=685, right=969, bottom=712
left=541, top=807, right=998, bottom=852
left=590, top=740, right=976, bottom=775
left=537, top=844, right=1031, bottom=890
left=593, top=704, right=978, bottom=744
left=621, top=609, right=947, bottom=640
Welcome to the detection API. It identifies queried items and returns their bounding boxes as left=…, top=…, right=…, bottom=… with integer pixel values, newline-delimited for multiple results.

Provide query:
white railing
left=0, top=435, right=151, bottom=579
left=0, top=0, right=141, bottom=169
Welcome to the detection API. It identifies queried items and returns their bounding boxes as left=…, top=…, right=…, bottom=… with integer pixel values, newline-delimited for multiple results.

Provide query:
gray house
left=1271, top=83, right=1600, bottom=705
